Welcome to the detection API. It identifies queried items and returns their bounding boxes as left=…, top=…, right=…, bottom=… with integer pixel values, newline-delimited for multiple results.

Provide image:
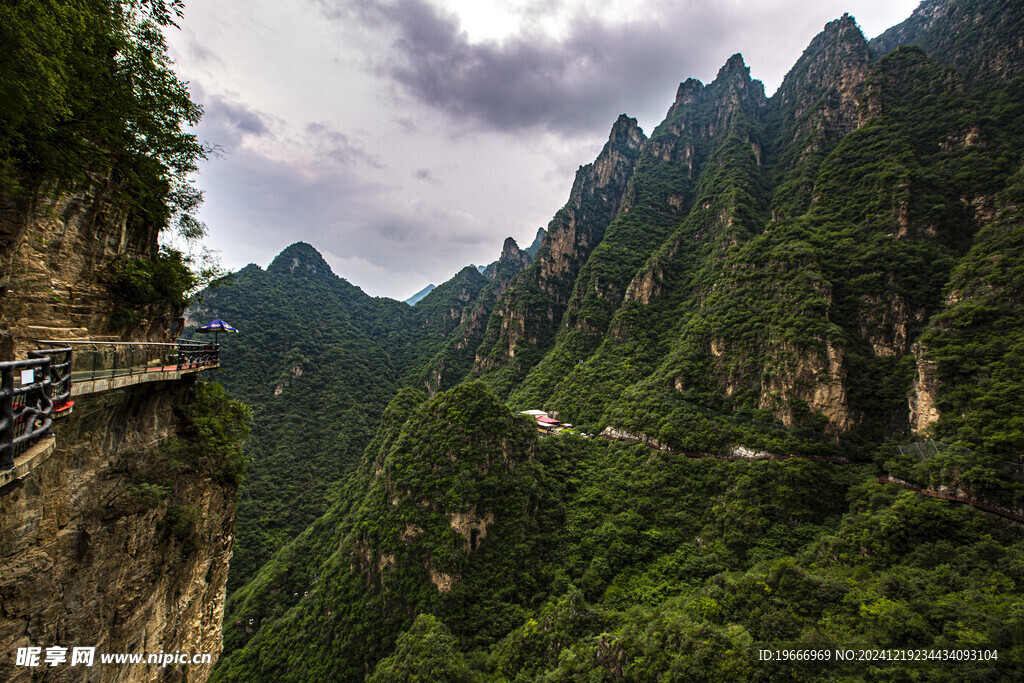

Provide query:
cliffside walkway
left=44, top=340, right=220, bottom=396
left=878, top=474, right=1024, bottom=524
left=596, top=426, right=1024, bottom=525
left=0, top=340, right=218, bottom=483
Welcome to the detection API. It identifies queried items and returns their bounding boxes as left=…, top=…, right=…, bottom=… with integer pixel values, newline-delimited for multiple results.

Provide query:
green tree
left=368, top=614, right=475, bottom=683
left=0, top=0, right=205, bottom=237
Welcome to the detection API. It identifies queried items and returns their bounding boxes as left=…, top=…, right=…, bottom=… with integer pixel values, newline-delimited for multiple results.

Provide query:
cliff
left=871, top=0, right=1024, bottom=81
left=0, top=380, right=237, bottom=682
left=421, top=237, right=534, bottom=395
left=0, top=177, right=242, bottom=679
left=0, top=176, right=180, bottom=360
left=470, top=115, right=645, bottom=390
left=0, top=3, right=243, bottom=680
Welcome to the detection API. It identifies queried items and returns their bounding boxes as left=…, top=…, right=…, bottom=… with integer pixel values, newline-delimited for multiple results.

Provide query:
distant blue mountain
left=404, top=284, right=436, bottom=306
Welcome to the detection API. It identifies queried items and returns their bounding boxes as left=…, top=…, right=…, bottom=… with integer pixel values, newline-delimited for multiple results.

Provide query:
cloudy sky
left=166, top=0, right=919, bottom=300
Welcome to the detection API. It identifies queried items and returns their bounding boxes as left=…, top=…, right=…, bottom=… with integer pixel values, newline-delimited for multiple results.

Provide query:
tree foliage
left=0, top=0, right=205, bottom=236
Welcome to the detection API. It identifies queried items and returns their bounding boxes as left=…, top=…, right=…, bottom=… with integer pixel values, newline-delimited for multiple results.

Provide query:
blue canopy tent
left=195, top=318, right=238, bottom=344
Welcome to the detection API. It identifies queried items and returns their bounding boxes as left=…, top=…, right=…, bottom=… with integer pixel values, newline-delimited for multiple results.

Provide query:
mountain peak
left=674, top=78, right=704, bottom=106
left=609, top=113, right=641, bottom=140
left=500, top=236, right=522, bottom=259
left=481, top=237, right=532, bottom=281
left=717, top=53, right=748, bottom=80
left=267, top=242, right=334, bottom=278
left=525, top=227, right=545, bottom=258
left=404, top=283, right=436, bottom=306
left=770, top=12, right=868, bottom=126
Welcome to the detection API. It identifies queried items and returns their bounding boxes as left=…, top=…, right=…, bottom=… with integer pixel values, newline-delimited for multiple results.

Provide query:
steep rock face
left=0, top=381, right=235, bottom=682
left=760, top=340, right=852, bottom=432
left=509, top=54, right=768, bottom=416
left=765, top=14, right=870, bottom=219
left=470, top=115, right=645, bottom=386
left=422, top=239, right=533, bottom=395
left=871, top=0, right=1024, bottom=82
left=0, top=179, right=173, bottom=359
left=505, top=10, right=1020, bottom=441
left=482, top=237, right=531, bottom=280
left=911, top=165, right=1024, bottom=457
left=770, top=15, right=868, bottom=136
left=908, top=342, right=941, bottom=434
left=712, top=48, right=980, bottom=435
left=523, top=227, right=545, bottom=258
left=563, top=55, right=765, bottom=335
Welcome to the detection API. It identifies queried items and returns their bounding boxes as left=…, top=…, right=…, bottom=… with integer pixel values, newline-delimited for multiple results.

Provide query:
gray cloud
left=178, top=0, right=918, bottom=298
left=413, top=167, right=441, bottom=184
left=190, top=91, right=501, bottom=297
left=191, top=84, right=278, bottom=151
left=305, top=122, right=384, bottom=168
left=317, top=0, right=737, bottom=136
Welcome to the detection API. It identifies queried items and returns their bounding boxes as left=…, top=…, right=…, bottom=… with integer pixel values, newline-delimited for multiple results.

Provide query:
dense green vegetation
left=216, top=385, right=1024, bottom=681
left=112, top=380, right=250, bottom=558
left=482, top=8, right=1024, bottom=468
left=472, top=116, right=645, bottom=396
left=191, top=243, right=523, bottom=590
left=884, top=164, right=1024, bottom=510
left=0, top=0, right=205, bottom=236
left=210, top=0, right=1024, bottom=679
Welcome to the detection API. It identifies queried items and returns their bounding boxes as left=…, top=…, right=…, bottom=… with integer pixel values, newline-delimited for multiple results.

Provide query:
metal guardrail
left=30, top=347, right=72, bottom=404
left=36, top=339, right=219, bottom=381
left=0, top=340, right=219, bottom=470
left=0, top=351, right=68, bottom=470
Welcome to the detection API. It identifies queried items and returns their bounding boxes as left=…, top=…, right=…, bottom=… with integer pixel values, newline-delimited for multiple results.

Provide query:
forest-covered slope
left=212, top=0, right=1024, bottom=678
left=215, top=386, right=1024, bottom=681
left=190, top=241, right=529, bottom=589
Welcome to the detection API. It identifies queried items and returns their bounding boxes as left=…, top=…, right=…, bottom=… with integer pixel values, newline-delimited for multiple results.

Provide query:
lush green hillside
left=190, top=242, right=525, bottom=589
left=217, top=385, right=1024, bottom=680
left=214, top=0, right=1024, bottom=678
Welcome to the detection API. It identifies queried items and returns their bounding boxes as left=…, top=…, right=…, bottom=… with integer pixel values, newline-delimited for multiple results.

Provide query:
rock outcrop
left=908, top=342, right=941, bottom=435
left=472, top=115, right=645, bottom=378
left=0, top=178, right=179, bottom=359
left=871, top=0, right=1024, bottom=82
left=0, top=172, right=236, bottom=681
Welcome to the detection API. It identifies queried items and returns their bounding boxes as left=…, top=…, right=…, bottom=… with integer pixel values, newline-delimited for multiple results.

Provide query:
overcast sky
left=166, top=0, right=919, bottom=300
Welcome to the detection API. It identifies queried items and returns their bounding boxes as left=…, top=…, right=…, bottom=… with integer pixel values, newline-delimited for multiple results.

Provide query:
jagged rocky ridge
left=458, top=5, right=1024, bottom=455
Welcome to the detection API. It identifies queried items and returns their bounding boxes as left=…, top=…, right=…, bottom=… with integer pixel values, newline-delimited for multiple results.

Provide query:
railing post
left=39, top=357, right=52, bottom=436
left=0, top=367, right=13, bottom=469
